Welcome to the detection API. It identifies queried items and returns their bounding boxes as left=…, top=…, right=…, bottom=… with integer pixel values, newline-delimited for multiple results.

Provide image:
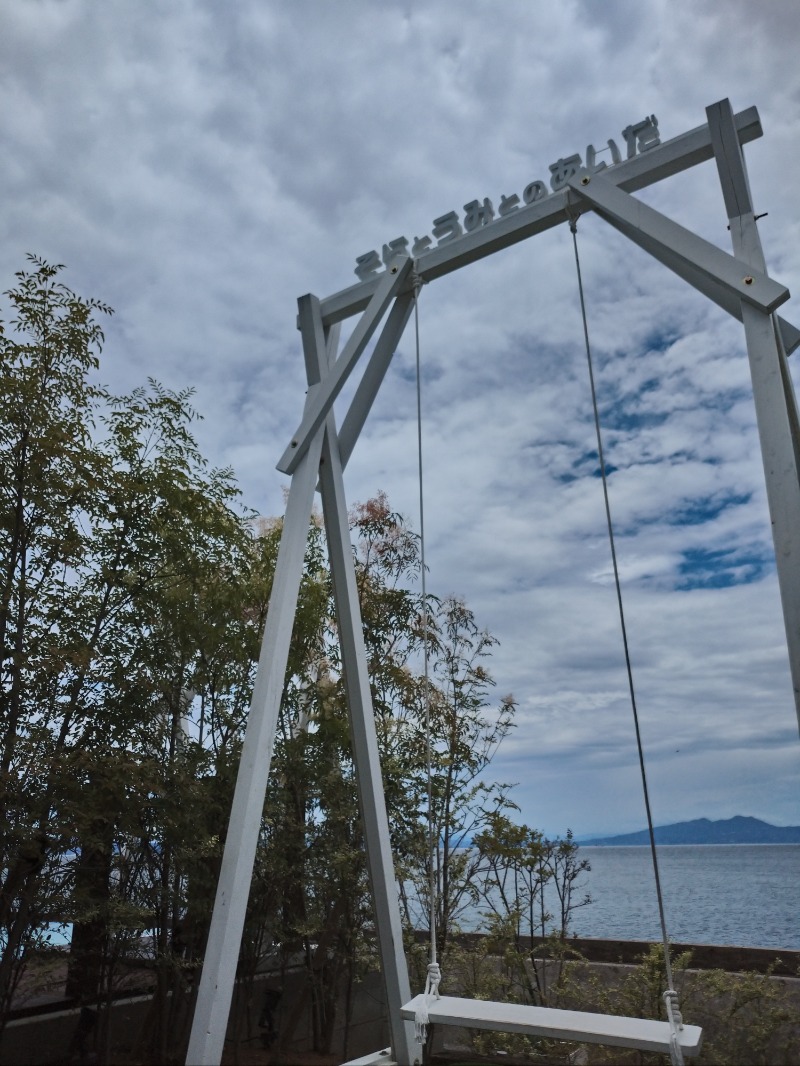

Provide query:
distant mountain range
left=580, top=816, right=800, bottom=846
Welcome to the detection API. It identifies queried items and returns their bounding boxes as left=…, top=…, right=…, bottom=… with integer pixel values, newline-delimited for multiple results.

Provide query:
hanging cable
left=569, top=218, right=684, bottom=1066
left=412, top=266, right=441, bottom=1045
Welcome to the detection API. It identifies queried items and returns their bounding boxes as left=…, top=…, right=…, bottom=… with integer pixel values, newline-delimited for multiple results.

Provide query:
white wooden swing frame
left=186, top=100, right=800, bottom=1066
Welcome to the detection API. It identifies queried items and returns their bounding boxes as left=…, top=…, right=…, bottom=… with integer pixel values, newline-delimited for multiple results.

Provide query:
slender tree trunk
left=65, top=798, right=113, bottom=1003
left=0, top=838, right=45, bottom=1023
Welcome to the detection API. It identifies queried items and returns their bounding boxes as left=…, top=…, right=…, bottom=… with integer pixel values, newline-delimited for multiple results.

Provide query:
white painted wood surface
left=400, top=995, right=703, bottom=1056
left=340, top=1051, right=397, bottom=1066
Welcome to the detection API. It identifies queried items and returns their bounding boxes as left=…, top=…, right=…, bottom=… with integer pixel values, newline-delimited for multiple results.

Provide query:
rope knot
left=663, top=988, right=683, bottom=1029
left=425, top=962, right=441, bottom=999
left=414, top=962, right=442, bottom=1044
left=663, top=989, right=685, bottom=1066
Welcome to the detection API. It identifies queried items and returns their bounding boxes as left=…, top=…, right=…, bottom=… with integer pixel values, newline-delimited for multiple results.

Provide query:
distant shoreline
left=581, top=841, right=800, bottom=847
left=578, top=815, right=800, bottom=847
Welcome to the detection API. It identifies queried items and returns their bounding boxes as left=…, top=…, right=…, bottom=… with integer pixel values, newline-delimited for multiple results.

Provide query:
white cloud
left=1, top=0, right=799, bottom=849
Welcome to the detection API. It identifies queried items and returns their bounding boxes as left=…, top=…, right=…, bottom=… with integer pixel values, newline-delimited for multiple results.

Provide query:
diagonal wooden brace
left=566, top=170, right=790, bottom=315
left=278, top=256, right=413, bottom=474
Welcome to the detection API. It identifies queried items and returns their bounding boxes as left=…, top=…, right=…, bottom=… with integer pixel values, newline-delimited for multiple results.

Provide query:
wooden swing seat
left=400, top=995, right=703, bottom=1056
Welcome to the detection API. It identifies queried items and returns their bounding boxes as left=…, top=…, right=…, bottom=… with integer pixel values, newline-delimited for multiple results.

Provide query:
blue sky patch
left=676, top=546, right=771, bottom=589
left=598, top=404, right=669, bottom=433
left=671, top=492, right=751, bottom=526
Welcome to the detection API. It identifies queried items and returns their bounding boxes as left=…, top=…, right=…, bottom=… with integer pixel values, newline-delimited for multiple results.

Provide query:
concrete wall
left=525, top=936, right=800, bottom=976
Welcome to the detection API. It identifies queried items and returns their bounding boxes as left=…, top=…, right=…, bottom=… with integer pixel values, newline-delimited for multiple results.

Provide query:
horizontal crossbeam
left=318, top=106, right=763, bottom=326
left=400, top=995, right=703, bottom=1057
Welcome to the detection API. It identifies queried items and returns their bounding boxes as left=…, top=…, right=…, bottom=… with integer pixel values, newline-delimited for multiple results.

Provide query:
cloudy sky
left=3, top=1, right=800, bottom=843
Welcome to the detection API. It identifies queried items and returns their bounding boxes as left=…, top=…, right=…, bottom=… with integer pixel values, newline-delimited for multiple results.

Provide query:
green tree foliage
left=0, top=256, right=116, bottom=1012
left=399, top=595, right=518, bottom=967
left=0, top=258, right=254, bottom=1041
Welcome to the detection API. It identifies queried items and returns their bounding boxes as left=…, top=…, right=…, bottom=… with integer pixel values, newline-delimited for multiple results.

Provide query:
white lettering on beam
left=355, top=115, right=661, bottom=278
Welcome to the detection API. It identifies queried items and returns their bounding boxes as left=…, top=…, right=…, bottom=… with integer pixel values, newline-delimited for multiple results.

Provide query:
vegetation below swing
left=429, top=942, right=800, bottom=1066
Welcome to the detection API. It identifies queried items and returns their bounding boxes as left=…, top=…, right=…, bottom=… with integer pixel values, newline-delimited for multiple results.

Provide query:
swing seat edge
left=400, top=994, right=703, bottom=1056
left=340, top=1049, right=397, bottom=1066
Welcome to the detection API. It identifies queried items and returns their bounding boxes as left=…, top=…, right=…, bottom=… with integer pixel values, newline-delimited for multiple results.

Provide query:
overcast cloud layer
left=2, top=0, right=799, bottom=840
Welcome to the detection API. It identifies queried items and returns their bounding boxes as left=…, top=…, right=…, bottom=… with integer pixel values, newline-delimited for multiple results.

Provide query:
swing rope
left=404, top=238, right=689, bottom=1059
left=569, top=218, right=684, bottom=1066
left=412, top=267, right=441, bottom=1043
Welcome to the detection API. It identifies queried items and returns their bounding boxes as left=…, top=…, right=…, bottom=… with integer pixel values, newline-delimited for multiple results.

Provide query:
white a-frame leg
left=185, top=356, right=327, bottom=1066
left=707, top=98, right=800, bottom=727
left=187, top=270, right=419, bottom=1066
left=565, top=98, right=800, bottom=730
left=314, top=302, right=418, bottom=1065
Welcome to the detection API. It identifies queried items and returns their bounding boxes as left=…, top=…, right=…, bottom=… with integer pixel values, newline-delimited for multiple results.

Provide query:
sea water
left=453, top=844, right=799, bottom=950
left=563, top=844, right=800, bottom=950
